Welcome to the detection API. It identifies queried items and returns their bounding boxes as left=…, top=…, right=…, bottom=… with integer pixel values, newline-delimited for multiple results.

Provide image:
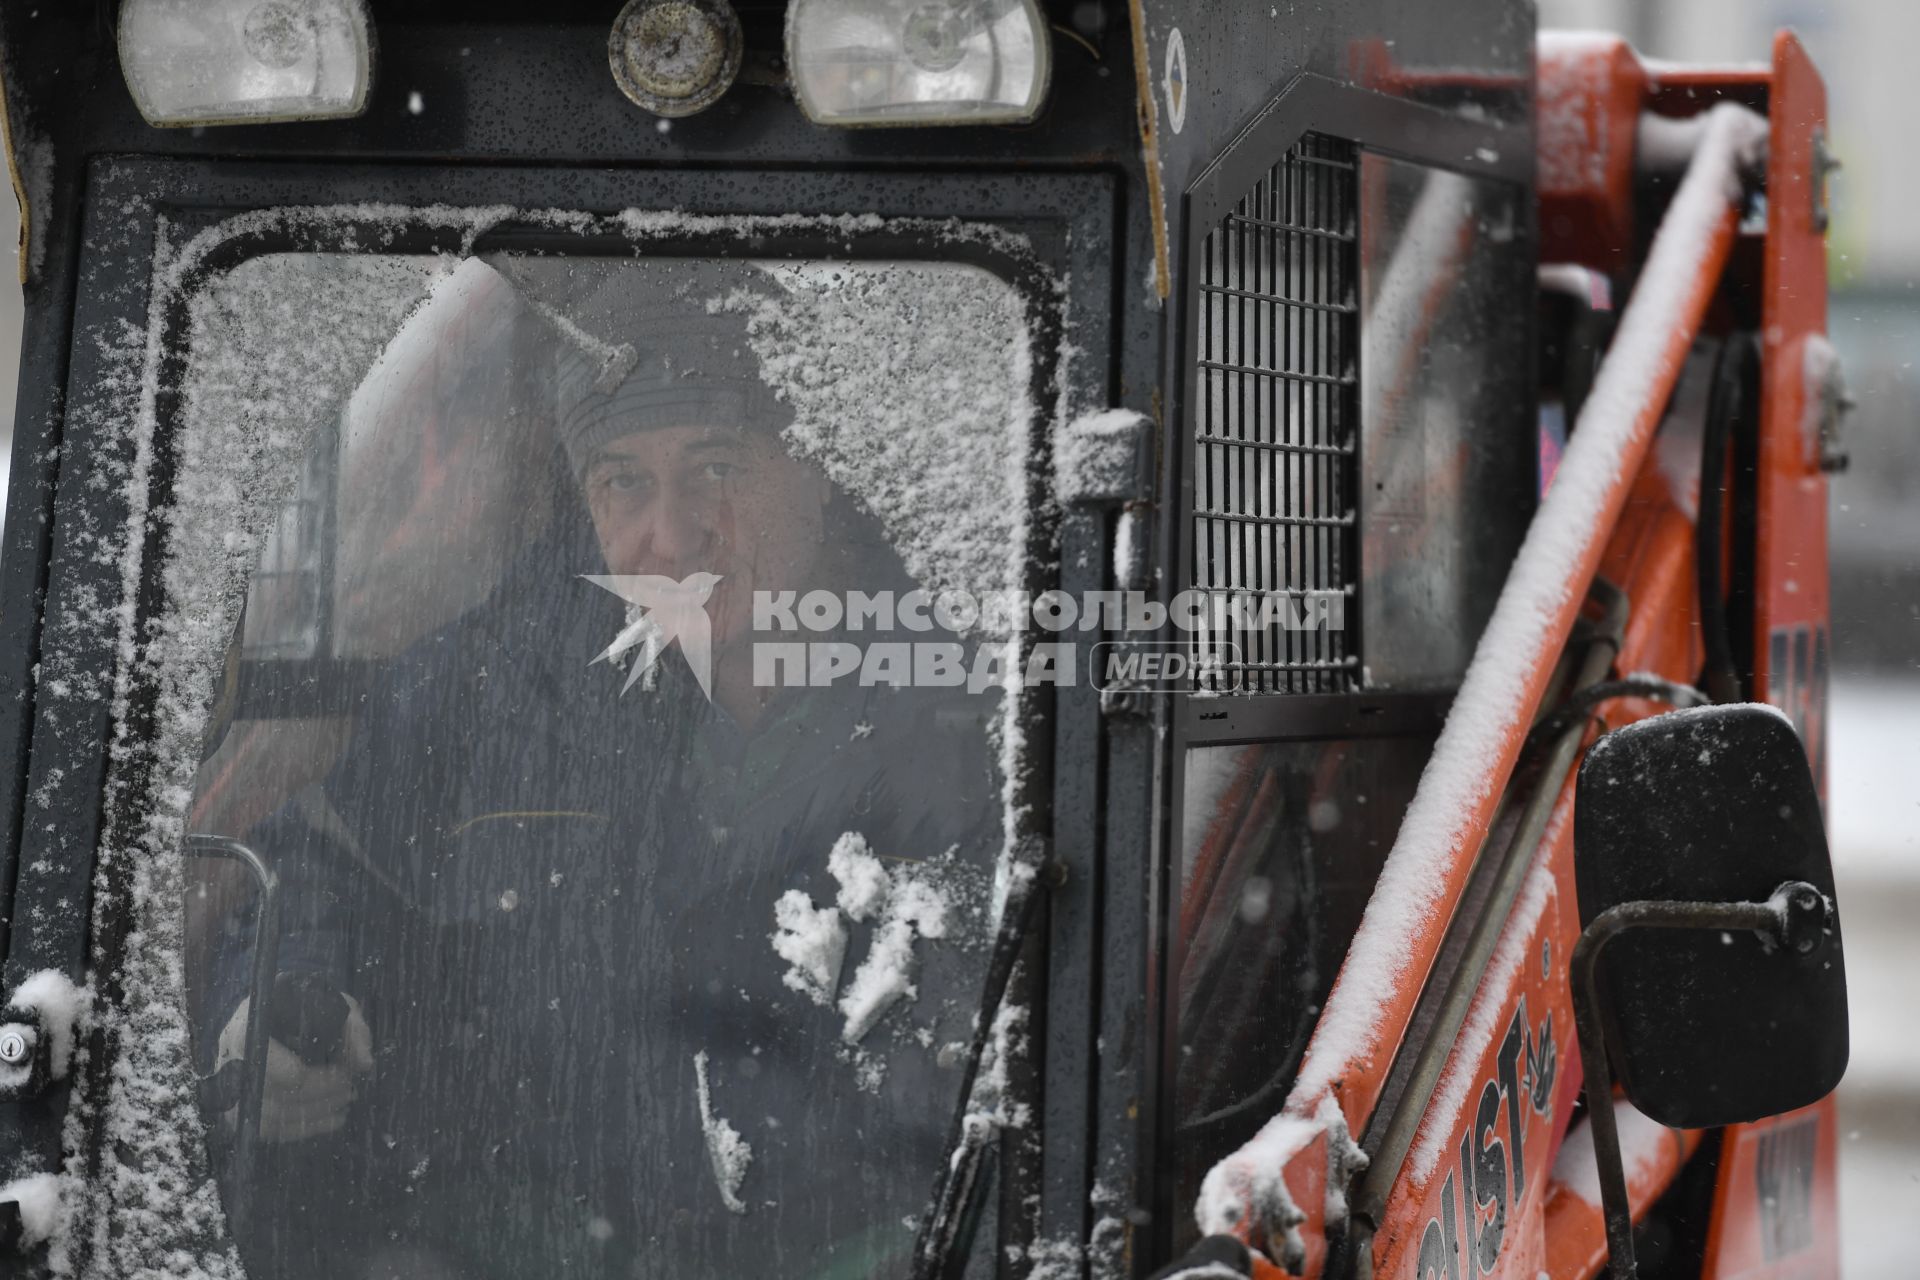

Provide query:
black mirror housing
left=1574, top=703, right=1848, bottom=1129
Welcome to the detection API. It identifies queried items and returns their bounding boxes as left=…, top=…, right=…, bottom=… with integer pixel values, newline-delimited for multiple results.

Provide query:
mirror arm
left=1569, top=884, right=1829, bottom=1279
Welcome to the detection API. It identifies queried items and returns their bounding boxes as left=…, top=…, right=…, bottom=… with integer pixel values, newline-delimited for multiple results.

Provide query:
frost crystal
left=723, top=262, right=1034, bottom=611
left=693, top=1051, right=753, bottom=1214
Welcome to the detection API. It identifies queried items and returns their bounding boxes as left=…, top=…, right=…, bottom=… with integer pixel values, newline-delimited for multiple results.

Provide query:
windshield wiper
left=909, top=836, right=1063, bottom=1280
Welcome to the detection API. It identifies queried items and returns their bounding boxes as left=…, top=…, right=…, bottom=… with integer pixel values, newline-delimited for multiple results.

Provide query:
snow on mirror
left=136, top=250, right=1033, bottom=1277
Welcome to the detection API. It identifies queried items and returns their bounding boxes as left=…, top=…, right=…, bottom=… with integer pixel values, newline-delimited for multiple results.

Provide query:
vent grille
left=1191, top=133, right=1360, bottom=694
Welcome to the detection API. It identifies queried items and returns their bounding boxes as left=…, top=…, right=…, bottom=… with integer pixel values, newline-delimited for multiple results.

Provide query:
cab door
left=0, top=156, right=1115, bottom=1277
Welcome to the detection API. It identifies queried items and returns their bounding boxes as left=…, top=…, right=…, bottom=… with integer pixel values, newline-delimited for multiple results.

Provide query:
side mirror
left=1573, top=703, right=1848, bottom=1128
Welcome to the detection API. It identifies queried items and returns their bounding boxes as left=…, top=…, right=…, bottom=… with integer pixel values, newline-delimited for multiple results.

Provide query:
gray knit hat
left=501, top=258, right=791, bottom=473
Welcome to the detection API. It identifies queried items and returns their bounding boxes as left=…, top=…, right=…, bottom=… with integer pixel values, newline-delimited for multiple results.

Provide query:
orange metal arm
left=1195, top=101, right=1769, bottom=1272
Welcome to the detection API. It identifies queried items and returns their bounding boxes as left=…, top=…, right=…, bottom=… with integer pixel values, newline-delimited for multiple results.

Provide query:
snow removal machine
left=0, top=2, right=1851, bottom=1278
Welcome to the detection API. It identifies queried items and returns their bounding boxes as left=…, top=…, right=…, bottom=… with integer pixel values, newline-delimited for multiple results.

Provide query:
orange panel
left=1542, top=1120, right=1705, bottom=1279
left=1700, top=35, right=1841, bottom=1279
left=1537, top=34, right=1648, bottom=267
left=1369, top=785, right=1582, bottom=1279
left=1701, top=1100, right=1840, bottom=1279
left=1749, top=31, right=1833, bottom=802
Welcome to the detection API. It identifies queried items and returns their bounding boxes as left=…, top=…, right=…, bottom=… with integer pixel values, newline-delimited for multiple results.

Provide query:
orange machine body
left=1204, top=30, right=1840, bottom=1280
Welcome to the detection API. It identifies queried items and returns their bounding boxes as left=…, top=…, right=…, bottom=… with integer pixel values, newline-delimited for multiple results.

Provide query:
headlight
left=785, top=0, right=1051, bottom=127
left=609, top=0, right=744, bottom=118
left=118, top=0, right=374, bottom=127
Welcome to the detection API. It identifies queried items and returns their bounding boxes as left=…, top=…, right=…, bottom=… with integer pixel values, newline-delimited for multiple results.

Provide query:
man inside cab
left=192, top=260, right=1006, bottom=1280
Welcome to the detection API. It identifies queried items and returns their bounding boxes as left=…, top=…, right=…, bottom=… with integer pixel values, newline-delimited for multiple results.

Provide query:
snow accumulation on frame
left=1405, top=804, right=1567, bottom=1184
left=1195, top=102, right=1770, bottom=1244
left=2, top=969, right=87, bottom=1084
left=1015, top=1180, right=1129, bottom=1280
left=37, top=204, right=1055, bottom=1275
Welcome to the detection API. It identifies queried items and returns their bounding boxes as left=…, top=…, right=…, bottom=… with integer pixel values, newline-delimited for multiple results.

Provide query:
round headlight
left=609, top=0, right=744, bottom=118
left=786, top=0, right=1052, bottom=127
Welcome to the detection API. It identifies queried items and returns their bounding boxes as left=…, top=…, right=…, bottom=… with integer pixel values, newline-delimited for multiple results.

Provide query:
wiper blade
left=909, top=836, right=1063, bottom=1280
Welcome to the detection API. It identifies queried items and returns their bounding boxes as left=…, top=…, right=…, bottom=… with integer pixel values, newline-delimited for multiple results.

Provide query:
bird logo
left=582, top=572, right=723, bottom=700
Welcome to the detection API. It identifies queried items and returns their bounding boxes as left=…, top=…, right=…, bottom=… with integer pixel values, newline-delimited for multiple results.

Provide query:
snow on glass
left=726, top=258, right=1034, bottom=609
left=52, top=234, right=448, bottom=1280
left=770, top=829, right=998, bottom=1090
left=44, top=206, right=1046, bottom=1274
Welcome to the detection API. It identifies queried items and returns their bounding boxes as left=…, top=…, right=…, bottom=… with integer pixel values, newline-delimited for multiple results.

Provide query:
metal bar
left=1569, top=895, right=1788, bottom=1280
left=1225, top=213, right=1355, bottom=243
left=1195, top=508, right=1352, bottom=528
left=1334, top=135, right=1358, bottom=689
left=1296, top=153, right=1359, bottom=173
left=1280, top=146, right=1299, bottom=690
left=1346, top=595, right=1626, bottom=1246
left=1257, top=159, right=1274, bottom=692
left=1194, top=440, right=1354, bottom=478
left=183, top=834, right=281, bottom=1221
left=1192, top=582, right=1356, bottom=596
left=1235, top=179, right=1252, bottom=648
left=1309, top=144, right=1328, bottom=688
left=1195, top=359, right=1355, bottom=387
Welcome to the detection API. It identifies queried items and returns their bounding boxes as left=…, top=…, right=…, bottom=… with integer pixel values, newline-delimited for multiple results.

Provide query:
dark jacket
left=215, top=540, right=1006, bottom=1280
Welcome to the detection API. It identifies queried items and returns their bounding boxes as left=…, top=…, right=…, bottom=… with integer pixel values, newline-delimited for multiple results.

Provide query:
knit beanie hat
left=504, top=259, right=791, bottom=475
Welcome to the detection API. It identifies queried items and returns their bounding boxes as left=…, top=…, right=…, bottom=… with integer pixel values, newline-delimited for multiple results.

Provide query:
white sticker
left=1164, top=27, right=1188, bottom=135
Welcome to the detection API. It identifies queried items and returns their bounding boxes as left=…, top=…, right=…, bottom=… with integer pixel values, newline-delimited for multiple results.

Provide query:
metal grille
left=1191, top=133, right=1359, bottom=694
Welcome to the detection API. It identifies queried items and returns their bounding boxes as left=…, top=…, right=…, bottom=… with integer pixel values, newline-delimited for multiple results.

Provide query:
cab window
left=164, top=248, right=1036, bottom=1277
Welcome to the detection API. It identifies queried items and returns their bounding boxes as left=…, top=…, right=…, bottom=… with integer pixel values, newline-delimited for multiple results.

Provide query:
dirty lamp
left=785, top=0, right=1051, bottom=126
left=609, top=0, right=744, bottom=118
left=118, top=0, right=374, bottom=127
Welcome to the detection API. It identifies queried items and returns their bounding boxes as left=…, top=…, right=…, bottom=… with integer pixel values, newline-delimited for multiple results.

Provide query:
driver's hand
left=215, top=992, right=374, bottom=1143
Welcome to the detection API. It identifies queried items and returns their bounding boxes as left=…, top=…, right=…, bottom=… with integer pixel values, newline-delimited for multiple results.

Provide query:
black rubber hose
left=1698, top=334, right=1758, bottom=704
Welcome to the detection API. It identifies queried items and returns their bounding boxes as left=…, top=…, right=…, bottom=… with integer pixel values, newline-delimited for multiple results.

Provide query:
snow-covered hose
left=1192, top=100, right=1771, bottom=1267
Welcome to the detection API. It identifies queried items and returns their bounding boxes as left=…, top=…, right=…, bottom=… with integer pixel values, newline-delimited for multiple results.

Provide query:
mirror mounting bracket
left=1568, top=882, right=1832, bottom=1280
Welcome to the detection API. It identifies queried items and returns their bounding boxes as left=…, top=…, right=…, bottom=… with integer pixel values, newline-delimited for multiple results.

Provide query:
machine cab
left=0, top=3, right=1829, bottom=1278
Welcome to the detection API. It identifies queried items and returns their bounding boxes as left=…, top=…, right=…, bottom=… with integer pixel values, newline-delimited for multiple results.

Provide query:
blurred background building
left=1, top=0, right=1914, bottom=1272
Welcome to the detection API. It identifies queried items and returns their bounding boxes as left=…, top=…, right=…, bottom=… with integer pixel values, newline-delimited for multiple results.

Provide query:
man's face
left=581, top=425, right=830, bottom=651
